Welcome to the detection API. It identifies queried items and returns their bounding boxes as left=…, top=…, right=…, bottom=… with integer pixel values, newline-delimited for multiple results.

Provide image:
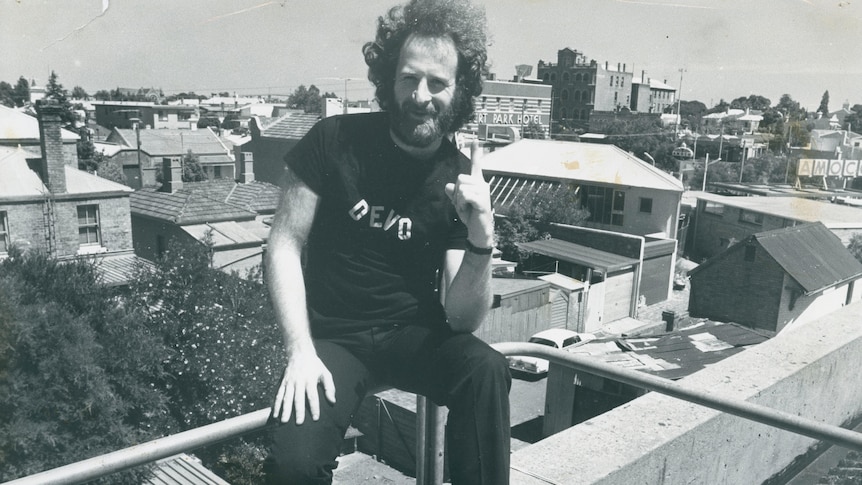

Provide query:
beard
left=390, top=93, right=460, bottom=149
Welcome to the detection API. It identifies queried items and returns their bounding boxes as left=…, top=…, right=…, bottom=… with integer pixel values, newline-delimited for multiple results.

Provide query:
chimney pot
left=160, top=157, right=183, bottom=193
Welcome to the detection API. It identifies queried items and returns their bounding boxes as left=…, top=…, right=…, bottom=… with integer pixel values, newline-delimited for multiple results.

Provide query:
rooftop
left=695, top=192, right=862, bottom=228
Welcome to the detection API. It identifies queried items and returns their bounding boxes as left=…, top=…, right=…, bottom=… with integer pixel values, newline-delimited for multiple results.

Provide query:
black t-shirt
left=285, top=112, right=468, bottom=336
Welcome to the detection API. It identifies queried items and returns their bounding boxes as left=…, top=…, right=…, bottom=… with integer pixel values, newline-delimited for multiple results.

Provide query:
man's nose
left=412, top=78, right=432, bottom=104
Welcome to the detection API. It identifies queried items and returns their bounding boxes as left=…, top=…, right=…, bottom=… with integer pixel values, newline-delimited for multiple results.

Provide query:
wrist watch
left=465, top=240, right=493, bottom=255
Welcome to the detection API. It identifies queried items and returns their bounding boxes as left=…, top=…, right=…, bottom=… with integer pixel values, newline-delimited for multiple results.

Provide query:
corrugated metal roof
left=114, top=127, right=229, bottom=156
left=146, top=453, right=230, bottom=485
left=482, top=139, right=684, bottom=192
left=695, top=192, right=862, bottom=228
left=754, top=222, right=862, bottom=294
left=517, top=238, right=639, bottom=273
left=570, top=321, right=769, bottom=380
left=89, top=252, right=152, bottom=287
left=0, top=104, right=79, bottom=141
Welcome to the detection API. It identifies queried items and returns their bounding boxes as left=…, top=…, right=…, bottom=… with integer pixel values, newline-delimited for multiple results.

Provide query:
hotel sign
left=474, top=111, right=548, bottom=126
left=797, top=158, right=862, bottom=177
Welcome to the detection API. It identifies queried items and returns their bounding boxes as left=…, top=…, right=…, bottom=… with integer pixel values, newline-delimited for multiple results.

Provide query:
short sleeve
left=284, top=119, right=329, bottom=194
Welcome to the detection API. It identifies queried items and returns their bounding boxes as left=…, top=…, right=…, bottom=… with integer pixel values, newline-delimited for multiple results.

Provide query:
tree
left=44, top=71, right=78, bottom=125
left=843, top=104, right=862, bottom=132
left=129, top=238, right=284, bottom=484
left=848, top=233, right=862, bottom=264
left=730, top=95, right=771, bottom=111
left=818, top=90, right=830, bottom=115
left=495, top=183, right=590, bottom=263
left=0, top=249, right=174, bottom=483
left=600, top=116, right=677, bottom=173
left=0, top=81, right=14, bottom=107
left=678, top=100, right=708, bottom=131
left=286, top=84, right=334, bottom=113
left=13, top=77, right=30, bottom=107
left=71, top=85, right=89, bottom=100
left=182, top=150, right=208, bottom=182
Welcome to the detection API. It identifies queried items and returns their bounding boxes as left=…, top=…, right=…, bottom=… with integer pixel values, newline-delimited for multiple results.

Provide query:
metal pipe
left=8, top=344, right=862, bottom=485
left=3, top=409, right=273, bottom=485
left=492, top=342, right=862, bottom=451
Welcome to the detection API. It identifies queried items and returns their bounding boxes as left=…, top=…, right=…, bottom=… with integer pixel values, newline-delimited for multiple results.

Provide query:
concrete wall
left=511, top=301, right=862, bottom=485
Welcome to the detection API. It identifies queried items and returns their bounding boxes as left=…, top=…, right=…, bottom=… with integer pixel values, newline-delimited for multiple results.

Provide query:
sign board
left=797, top=158, right=862, bottom=177
left=474, top=110, right=549, bottom=127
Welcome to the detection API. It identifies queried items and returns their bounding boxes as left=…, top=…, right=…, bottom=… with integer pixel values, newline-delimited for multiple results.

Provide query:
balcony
left=5, top=301, right=862, bottom=485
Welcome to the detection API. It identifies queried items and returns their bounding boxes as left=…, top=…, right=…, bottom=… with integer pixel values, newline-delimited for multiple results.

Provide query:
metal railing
left=6, top=342, right=862, bottom=485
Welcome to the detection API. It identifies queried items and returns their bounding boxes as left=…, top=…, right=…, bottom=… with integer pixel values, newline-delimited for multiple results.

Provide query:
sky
left=2, top=0, right=861, bottom=111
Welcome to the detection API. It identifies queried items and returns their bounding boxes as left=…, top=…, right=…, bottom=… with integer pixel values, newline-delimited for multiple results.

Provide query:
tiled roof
left=114, top=127, right=229, bottom=156
left=754, top=222, right=862, bottom=294
left=0, top=104, right=79, bottom=141
left=261, top=112, right=320, bottom=140
left=131, top=179, right=280, bottom=224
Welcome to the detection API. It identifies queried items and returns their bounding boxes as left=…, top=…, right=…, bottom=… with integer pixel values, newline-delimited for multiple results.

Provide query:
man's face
left=391, top=34, right=459, bottom=148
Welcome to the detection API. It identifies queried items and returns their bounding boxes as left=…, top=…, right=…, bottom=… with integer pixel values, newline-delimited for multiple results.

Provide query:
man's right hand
left=272, top=350, right=336, bottom=424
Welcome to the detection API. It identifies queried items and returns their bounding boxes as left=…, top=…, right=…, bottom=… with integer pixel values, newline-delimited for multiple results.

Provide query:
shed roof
left=113, top=127, right=229, bottom=156
left=482, top=139, right=684, bottom=192
left=518, top=238, right=639, bottom=273
left=754, top=222, right=862, bottom=293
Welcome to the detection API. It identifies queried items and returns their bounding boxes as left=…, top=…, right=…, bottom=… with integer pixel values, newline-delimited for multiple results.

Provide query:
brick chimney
left=236, top=151, right=255, bottom=184
left=160, top=157, right=183, bottom=193
left=36, top=100, right=67, bottom=194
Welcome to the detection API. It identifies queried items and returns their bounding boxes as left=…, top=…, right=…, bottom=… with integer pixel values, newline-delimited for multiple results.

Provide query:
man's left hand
left=445, top=141, right=493, bottom=248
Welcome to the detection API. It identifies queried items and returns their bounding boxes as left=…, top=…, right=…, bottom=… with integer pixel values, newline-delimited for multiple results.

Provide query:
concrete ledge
left=511, top=301, right=862, bottom=485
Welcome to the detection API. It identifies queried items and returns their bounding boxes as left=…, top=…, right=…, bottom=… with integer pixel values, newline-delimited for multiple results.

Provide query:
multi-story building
left=630, top=74, right=677, bottom=114
left=0, top=101, right=140, bottom=286
left=92, top=101, right=200, bottom=130
left=537, top=48, right=635, bottom=131
left=466, top=79, right=552, bottom=141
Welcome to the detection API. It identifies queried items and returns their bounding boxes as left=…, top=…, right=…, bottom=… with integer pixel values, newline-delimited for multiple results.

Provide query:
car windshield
left=528, top=337, right=558, bottom=348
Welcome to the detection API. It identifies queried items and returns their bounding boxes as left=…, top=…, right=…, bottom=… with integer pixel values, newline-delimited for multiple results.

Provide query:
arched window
left=562, top=72, right=570, bottom=82
left=574, top=91, right=581, bottom=103
left=543, top=73, right=550, bottom=82
left=575, top=73, right=582, bottom=83
left=560, top=108, right=568, bottom=119
left=550, top=73, right=557, bottom=82
left=561, top=89, right=569, bottom=101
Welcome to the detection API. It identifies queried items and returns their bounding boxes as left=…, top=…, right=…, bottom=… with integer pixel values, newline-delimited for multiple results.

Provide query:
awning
left=518, top=238, right=639, bottom=273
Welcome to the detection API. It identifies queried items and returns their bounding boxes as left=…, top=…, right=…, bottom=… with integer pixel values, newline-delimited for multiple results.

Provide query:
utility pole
left=676, top=68, right=685, bottom=131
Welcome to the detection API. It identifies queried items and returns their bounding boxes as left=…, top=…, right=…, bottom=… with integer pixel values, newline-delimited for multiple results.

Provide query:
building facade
left=466, top=80, right=552, bottom=141
left=93, top=101, right=200, bottom=130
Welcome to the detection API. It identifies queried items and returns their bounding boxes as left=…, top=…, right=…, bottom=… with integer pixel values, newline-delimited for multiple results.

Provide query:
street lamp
left=319, top=77, right=362, bottom=114
left=643, top=152, right=656, bottom=166
left=702, top=153, right=721, bottom=192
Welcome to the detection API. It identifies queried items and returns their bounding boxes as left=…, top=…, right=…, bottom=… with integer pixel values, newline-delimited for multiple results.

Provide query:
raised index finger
left=470, top=140, right=484, bottom=178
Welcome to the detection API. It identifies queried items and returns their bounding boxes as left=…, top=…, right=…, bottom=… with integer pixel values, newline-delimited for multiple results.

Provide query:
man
left=264, top=0, right=510, bottom=483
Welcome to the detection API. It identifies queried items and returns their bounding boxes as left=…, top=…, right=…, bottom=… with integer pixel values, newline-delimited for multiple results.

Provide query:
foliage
left=522, top=120, right=546, bottom=140
left=182, top=150, right=208, bottom=182
left=730, top=94, right=771, bottom=111
left=197, top=115, right=221, bottom=130
left=678, top=100, right=707, bottom=130
left=128, top=237, right=284, bottom=423
left=818, top=90, right=830, bottom=115
left=128, top=237, right=283, bottom=482
left=286, top=84, right=336, bottom=113
left=0, top=81, right=15, bottom=107
left=496, top=183, right=590, bottom=263
left=848, top=233, right=862, bottom=264
left=0, top=249, right=173, bottom=483
left=44, top=71, right=79, bottom=126
left=843, top=104, right=862, bottom=132
left=600, top=116, right=677, bottom=172
left=71, top=86, right=89, bottom=100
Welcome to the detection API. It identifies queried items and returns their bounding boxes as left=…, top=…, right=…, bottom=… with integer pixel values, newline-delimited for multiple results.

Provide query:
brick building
left=0, top=101, right=139, bottom=286
left=103, top=126, right=234, bottom=188
left=688, top=222, right=862, bottom=333
left=237, top=112, right=320, bottom=185
left=467, top=79, right=552, bottom=141
left=130, top=157, right=281, bottom=275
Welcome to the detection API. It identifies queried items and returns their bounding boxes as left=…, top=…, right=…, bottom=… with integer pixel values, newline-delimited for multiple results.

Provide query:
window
left=704, top=201, right=725, bottom=216
left=561, top=89, right=569, bottom=101
left=560, top=108, right=567, bottom=119
left=214, top=166, right=222, bottom=179
left=562, top=72, right=570, bottom=82
left=739, top=210, right=763, bottom=225
left=0, top=211, right=9, bottom=253
left=583, top=185, right=625, bottom=226
left=639, top=197, right=653, bottom=213
left=77, top=205, right=101, bottom=246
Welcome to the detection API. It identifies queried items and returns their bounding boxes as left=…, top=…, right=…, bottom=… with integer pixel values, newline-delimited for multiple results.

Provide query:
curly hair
left=362, top=0, right=488, bottom=131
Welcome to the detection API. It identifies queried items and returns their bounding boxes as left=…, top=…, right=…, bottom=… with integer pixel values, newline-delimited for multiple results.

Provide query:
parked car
left=507, top=328, right=596, bottom=375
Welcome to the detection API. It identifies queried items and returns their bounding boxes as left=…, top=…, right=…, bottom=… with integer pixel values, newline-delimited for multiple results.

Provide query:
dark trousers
left=264, top=324, right=511, bottom=485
